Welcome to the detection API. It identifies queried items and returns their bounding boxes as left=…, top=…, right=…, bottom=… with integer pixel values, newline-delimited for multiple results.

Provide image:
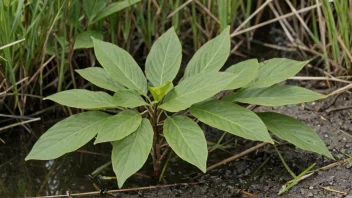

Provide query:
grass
left=0, top=0, right=351, bottom=114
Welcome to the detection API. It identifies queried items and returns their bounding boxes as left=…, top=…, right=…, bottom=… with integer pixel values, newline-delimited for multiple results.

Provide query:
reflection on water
left=0, top=117, right=118, bottom=197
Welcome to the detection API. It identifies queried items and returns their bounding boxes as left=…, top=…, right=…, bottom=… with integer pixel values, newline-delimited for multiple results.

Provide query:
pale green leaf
left=163, top=116, right=208, bottom=172
left=113, top=90, right=148, bottom=108
left=247, top=58, right=309, bottom=88
left=45, top=89, right=116, bottom=109
left=95, top=110, right=142, bottom=144
left=148, top=81, right=172, bottom=102
left=190, top=100, right=273, bottom=143
left=90, top=0, right=141, bottom=25
left=25, top=111, right=110, bottom=160
left=74, top=31, right=103, bottom=49
left=92, top=38, right=147, bottom=94
left=224, top=85, right=326, bottom=106
left=112, top=119, right=153, bottom=188
left=257, top=112, right=334, bottom=159
left=76, top=67, right=123, bottom=92
left=159, top=72, right=235, bottom=112
left=225, top=59, right=259, bottom=90
left=146, top=27, right=181, bottom=86
left=184, top=26, right=230, bottom=78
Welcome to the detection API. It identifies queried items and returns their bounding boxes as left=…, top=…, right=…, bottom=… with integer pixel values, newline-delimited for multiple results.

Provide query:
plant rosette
left=26, top=26, right=333, bottom=188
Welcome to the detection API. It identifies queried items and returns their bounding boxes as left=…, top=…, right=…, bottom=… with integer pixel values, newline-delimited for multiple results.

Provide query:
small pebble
left=308, top=192, right=314, bottom=197
left=309, top=186, right=314, bottom=190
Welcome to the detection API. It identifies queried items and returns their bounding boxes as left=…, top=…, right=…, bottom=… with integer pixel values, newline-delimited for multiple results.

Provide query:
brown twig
left=319, top=186, right=348, bottom=195
left=36, top=182, right=201, bottom=198
left=206, top=142, right=269, bottom=173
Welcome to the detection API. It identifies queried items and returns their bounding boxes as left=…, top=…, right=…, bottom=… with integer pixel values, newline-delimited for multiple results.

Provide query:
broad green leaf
left=225, top=59, right=259, bottom=90
left=95, top=110, right=142, bottom=144
left=190, top=100, right=273, bottom=143
left=223, top=85, right=326, bottom=106
left=76, top=67, right=123, bottom=92
left=146, top=27, right=181, bottom=86
left=25, top=111, right=110, bottom=160
left=159, top=72, right=235, bottom=112
left=83, top=0, right=106, bottom=23
left=92, top=38, right=147, bottom=94
left=163, top=116, right=207, bottom=172
left=148, top=81, right=172, bottom=102
left=112, top=119, right=153, bottom=188
left=184, top=26, right=230, bottom=78
left=113, top=90, right=148, bottom=108
left=247, top=58, right=309, bottom=88
left=74, top=31, right=103, bottom=49
left=90, top=0, right=141, bottom=25
left=45, top=89, right=116, bottom=109
left=257, top=112, right=334, bottom=159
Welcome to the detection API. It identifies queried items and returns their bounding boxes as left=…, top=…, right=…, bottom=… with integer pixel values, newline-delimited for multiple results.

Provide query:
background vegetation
left=1, top=0, right=351, bottom=115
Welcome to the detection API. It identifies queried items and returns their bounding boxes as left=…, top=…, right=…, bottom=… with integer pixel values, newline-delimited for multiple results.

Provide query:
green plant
left=25, top=26, right=333, bottom=188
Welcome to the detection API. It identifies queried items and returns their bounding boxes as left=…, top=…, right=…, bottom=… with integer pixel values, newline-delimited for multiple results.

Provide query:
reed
left=1, top=0, right=351, bottom=113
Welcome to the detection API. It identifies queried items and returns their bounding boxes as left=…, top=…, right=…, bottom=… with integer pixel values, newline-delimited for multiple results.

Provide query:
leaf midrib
left=28, top=116, right=109, bottom=158
left=163, top=76, right=230, bottom=105
left=168, top=118, right=203, bottom=167
left=193, top=106, right=267, bottom=140
left=159, top=34, right=172, bottom=86
left=101, top=45, right=141, bottom=92
left=201, top=33, right=227, bottom=72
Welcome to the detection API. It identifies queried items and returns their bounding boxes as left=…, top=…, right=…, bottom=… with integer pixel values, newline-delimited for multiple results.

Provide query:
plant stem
left=159, top=150, right=173, bottom=183
left=273, top=144, right=296, bottom=178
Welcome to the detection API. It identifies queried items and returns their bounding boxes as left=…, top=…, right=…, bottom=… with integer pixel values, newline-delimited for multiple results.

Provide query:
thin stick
left=233, top=0, right=273, bottom=33
left=319, top=186, right=348, bottom=195
left=36, top=182, right=201, bottom=198
left=167, top=0, right=192, bottom=18
left=230, top=0, right=334, bottom=37
left=0, top=117, right=41, bottom=132
left=194, top=0, right=220, bottom=24
left=328, top=83, right=352, bottom=96
left=337, top=35, right=352, bottom=62
left=206, top=142, right=268, bottom=172
left=289, top=76, right=352, bottom=84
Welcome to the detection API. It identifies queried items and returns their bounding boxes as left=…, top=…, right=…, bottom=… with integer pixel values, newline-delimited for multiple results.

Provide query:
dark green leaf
left=93, top=38, right=147, bottom=94
left=25, top=111, right=110, bottom=160
left=258, top=112, right=334, bottom=159
left=74, top=31, right=103, bottom=49
left=184, top=26, right=230, bottom=78
left=164, top=116, right=208, bottom=172
left=146, top=27, right=181, bottom=86
left=159, top=72, right=235, bottom=112
left=112, top=119, right=153, bottom=188
left=76, top=67, right=123, bottom=92
left=45, top=89, right=116, bottom=109
left=190, top=100, right=273, bottom=143
left=95, top=110, right=142, bottom=143
left=225, top=59, right=259, bottom=90
left=90, top=0, right=141, bottom=25
left=224, top=85, right=326, bottom=106
left=247, top=58, right=309, bottom=88
left=113, top=90, right=148, bottom=108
